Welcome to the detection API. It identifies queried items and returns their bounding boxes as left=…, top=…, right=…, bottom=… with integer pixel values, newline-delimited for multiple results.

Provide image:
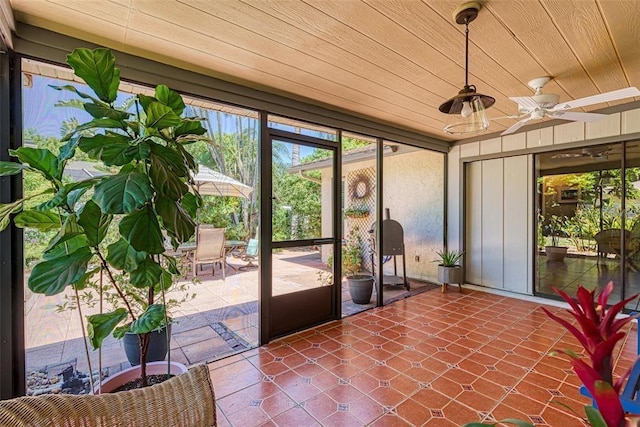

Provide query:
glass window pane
left=272, top=140, right=332, bottom=241
left=268, top=114, right=337, bottom=141
left=272, top=244, right=333, bottom=297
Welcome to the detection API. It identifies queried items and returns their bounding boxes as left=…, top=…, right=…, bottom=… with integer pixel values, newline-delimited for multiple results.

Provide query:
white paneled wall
left=480, top=158, right=504, bottom=288
left=464, top=155, right=533, bottom=294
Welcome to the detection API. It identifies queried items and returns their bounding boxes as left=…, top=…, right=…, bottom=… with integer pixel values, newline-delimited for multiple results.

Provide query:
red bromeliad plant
left=541, top=281, right=639, bottom=427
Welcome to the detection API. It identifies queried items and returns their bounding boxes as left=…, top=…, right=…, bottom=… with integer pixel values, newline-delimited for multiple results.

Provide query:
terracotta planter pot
left=545, top=246, right=568, bottom=262
left=93, top=361, right=188, bottom=394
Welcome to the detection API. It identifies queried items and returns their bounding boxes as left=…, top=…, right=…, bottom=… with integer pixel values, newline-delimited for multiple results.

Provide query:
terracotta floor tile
left=430, top=376, right=463, bottom=399
left=322, top=410, right=365, bottom=426
left=206, top=288, right=638, bottom=426
left=261, top=391, right=296, bottom=418
left=325, top=383, right=366, bottom=403
left=271, top=407, right=321, bottom=427
left=396, top=397, right=429, bottom=425
left=224, top=405, right=270, bottom=427
left=350, top=372, right=380, bottom=394
left=368, top=385, right=406, bottom=407
left=541, top=403, right=587, bottom=426
left=348, top=395, right=385, bottom=425
left=304, top=392, right=338, bottom=420
left=456, top=390, right=498, bottom=412
left=368, top=414, right=412, bottom=426
left=441, top=400, right=483, bottom=425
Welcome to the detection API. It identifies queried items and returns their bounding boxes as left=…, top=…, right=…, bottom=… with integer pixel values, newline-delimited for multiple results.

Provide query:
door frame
left=259, top=126, right=342, bottom=344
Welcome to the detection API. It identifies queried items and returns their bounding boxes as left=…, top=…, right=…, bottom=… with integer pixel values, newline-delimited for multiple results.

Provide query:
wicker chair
left=0, top=364, right=216, bottom=427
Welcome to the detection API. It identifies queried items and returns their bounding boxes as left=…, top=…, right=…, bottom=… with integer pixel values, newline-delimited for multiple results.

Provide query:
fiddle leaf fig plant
left=0, top=47, right=207, bottom=386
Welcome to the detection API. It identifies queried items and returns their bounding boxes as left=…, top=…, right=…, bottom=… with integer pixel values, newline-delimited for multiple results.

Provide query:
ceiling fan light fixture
left=439, top=1, right=495, bottom=135
left=440, top=84, right=494, bottom=134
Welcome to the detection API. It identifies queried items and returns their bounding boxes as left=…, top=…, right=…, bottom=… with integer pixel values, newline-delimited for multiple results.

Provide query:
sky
left=22, top=73, right=318, bottom=159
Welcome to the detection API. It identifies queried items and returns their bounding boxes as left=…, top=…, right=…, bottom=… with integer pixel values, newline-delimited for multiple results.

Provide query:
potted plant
left=0, top=48, right=208, bottom=391
left=344, top=205, right=369, bottom=219
left=343, top=227, right=374, bottom=304
left=544, top=214, right=569, bottom=262
left=435, top=249, right=463, bottom=293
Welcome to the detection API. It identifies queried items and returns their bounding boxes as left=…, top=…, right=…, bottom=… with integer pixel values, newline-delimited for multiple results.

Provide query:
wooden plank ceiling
left=9, top=0, right=640, bottom=142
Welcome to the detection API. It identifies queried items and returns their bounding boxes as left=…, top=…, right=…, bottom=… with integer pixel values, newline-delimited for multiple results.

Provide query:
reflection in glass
left=535, top=144, right=628, bottom=305
left=267, top=114, right=337, bottom=141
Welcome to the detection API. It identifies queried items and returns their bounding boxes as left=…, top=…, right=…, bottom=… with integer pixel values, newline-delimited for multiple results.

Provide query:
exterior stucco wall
left=320, top=148, right=445, bottom=284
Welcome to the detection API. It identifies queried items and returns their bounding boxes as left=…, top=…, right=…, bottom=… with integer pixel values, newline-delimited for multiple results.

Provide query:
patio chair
left=234, top=238, right=258, bottom=270
left=192, top=226, right=226, bottom=279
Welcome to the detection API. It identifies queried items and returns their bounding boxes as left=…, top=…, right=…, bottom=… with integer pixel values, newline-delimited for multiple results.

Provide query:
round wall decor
left=351, top=174, right=371, bottom=199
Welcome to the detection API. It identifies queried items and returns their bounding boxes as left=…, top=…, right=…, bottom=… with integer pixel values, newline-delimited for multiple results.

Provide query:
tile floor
left=208, top=288, right=638, bottom=426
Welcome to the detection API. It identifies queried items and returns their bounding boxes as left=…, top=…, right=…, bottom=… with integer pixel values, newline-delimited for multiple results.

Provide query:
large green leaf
left=28, top=247, right=93, bottom=296
left=156, top=196, right=195, bottom=243
left=174, top=120, right=207, bottom=137
left=584, top=406, right=607, bottom=427
left=61, top=118, right=126, bottom=141
left=93, top=171, right=153, bottom=214
left=180, top=192, right=200, bottom=218
left=10, top=147, right=59, bottom=181
left=84, top=103, right=131, bottom=120
left=0, top=199, right=24, bottom=231
left=129, top=304, right=165, bottom=334
left=36, top=179, right=98, bottom=211
left=43, top=232, right=86, bottom=260
left=175, top=143, right=197, bottom=172
left=50, top=84, right=105, bottom=106
left=78, top=134, right=136, bottom=166
left=87, top=308, right=128, bottom=349
left=144, top=101, right=181, bottom=130
left=58, top=136, right=81, bottom=162
left=130, top=258, right=163, bottom=288
left=13, top=210, right=61, bottom=231
left=118, top=206, right=165, bottom=254
left=155, top=85, right=185, bottom=116
left=71, top=267, right=100, bottom=291
left=66, top=48, right=120, bottom=103
left=78, top=200, right=112, bottom=246
left=106, top=238, right=147, bottom=272
left=150, top=143, right=188, bottom=176
left=149, top=155, right=188, bottom=199
left=0, top=161, right=29, bottom=176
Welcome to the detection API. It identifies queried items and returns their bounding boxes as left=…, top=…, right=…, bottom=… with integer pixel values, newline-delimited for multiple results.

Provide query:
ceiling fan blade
left=552, top=87, right=640, bottom=111
left=500, top=116, right=533, bottom=136
left=491, top=114, right=526, bottom=121
left=549, top=111, right=607, bottom=122
left=508, top=96, right=540, bottom=110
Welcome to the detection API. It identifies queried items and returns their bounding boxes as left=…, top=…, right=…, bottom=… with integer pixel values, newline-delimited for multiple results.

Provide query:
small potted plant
left=0, top=48, right=208, bottom=392
left=544, top=214, right=569, bottom=262
left=435, top=249, right=464, bottom=293
left=344, top=205, right=369, bottom=219
left=343, top=227, right=374, bottom=304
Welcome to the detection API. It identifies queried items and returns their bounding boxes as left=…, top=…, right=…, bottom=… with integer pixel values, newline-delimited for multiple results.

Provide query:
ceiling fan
left=551, top=146, right=612, bottom=160
left=499, top=76, right=640, bottom=136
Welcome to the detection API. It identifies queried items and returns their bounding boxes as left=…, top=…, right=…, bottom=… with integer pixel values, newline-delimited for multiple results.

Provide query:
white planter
left=93, top=361, right=188, bottom=394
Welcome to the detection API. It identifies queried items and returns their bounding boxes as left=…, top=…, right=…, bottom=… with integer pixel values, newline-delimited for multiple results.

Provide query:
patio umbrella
left=193, top=165, right=253, bottom=199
